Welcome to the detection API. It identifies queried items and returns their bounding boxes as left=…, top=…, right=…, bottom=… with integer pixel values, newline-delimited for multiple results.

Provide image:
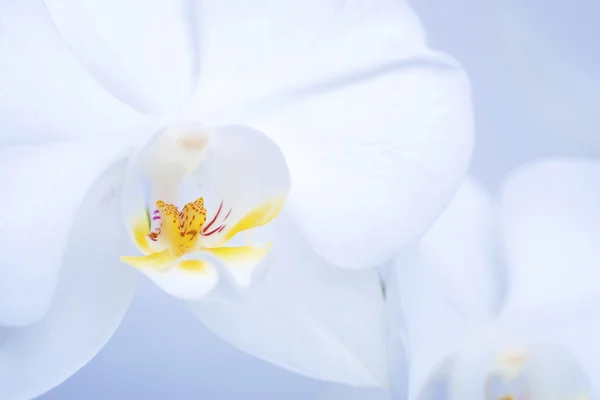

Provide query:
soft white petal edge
left=510, top=299, right=600, bottom=399
left=393, top=179, right=498, bottom=398
left=499, top=158, right=600, bottom=314
left=183, top=0, right=429, bottom=119
left=0, top=141, right=131, bottom=326
left=44, top=0, right=197, bottom=114
left=0, top=161, right=138, bottom=400
left=182, top=0, right=474, bottom=270
left=188, top=214, right=389, bottom=386
left=0, top=0, right=147, bottom=144
left=417, top=179, right=500, bottom=320
left=246, top=64, right=473, bottom=269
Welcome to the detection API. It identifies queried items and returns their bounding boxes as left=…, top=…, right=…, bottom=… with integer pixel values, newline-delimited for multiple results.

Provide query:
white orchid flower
left=317, top=159, right=600, bottom=400
left=0, top=1, right=473, bottom=398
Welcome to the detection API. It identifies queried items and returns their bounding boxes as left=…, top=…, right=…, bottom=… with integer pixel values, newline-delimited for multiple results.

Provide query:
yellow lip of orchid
left=121, top=194, right=285, bottom=276
left=120, top=122, right=291, bottom=299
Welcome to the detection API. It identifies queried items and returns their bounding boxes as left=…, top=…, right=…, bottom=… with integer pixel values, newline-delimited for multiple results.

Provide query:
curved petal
left=184, top=125, right=291, bottom=247
left=536, top=305, right=600, bottom=399
left=499, top=159, right=600, bottom=314
left=185, top=1, right=474, bottom=269
left=44, top=0, right=198, bottom=114
left=188, top=214, right=389, bottom=387
left=315, top=384, right=392, bottom=400
left=392, top=179, right=498, bottom=398
left=183, top=0, right=429, bottom=117
left=0, top=141, right=128, bottom=325
left=524, top=345, right=591, bottom=400
left=252, top=64, right=472, bottom=269
left=416, top=357, right=454, bottom=400
left=417, top=179, right=501, bottom=319
left=0, top=161, right=138, bottom=400
left=446, top=323, right=519, bottom=400
left=0, top=1, right=147, bottom=144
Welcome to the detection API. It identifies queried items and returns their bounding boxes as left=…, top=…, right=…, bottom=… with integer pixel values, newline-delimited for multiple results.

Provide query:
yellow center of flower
left=155, top=197, right=207, bottom=257
left=121, top=194, right=286, bottom=275
left=119, top=122, right=290, bottom=299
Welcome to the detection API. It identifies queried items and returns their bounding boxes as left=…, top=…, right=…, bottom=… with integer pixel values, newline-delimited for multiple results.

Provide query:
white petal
left=0, top=1, right=147, bottom=144
left=138, top=258, right=219, bottom=300
left=315, top=384, right=392, bottom=400
left=186, top=2, right=474, bottom=269
left=255, top=64, right=472, bottom=269
left=499, top=159, right=600, bottom=314
left=184, top=125, right=291, bottom=247
left=446, top=323, right=515, bottom=400
left=524, top=345, right=591, bottom=400
left=44, top=0, right=197, bottom=113
left=416, top=357, right=454, bottom=400
left=188, top=214, right=389, bottom=386
left=0, top=161, right=137, bottom=400
left=392, top=180, right=498, bottom=397
left=184, top=0, right=429, bottom=117
left=417, top=179, right=501, bottom=320
left=0, top=141, right=127, bottom=325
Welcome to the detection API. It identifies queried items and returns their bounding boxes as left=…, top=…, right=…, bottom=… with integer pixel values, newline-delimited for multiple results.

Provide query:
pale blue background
left=41, top=1, right=600, bottom=399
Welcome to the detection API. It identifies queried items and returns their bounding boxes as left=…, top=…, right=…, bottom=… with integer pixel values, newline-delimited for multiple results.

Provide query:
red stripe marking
left=202, top=201, right=223, bottom=233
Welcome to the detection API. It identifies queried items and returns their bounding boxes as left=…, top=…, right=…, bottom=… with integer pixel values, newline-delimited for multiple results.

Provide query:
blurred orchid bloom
left=0, top=0, right=473, bottom=398
left=318, top=159, right=600, bottom=400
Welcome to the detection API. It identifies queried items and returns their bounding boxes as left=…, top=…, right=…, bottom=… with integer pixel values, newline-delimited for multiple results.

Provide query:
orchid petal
left=499, top=159, right=600, bottom=314
left=524, top=345, right=591, bottom=400
left=417, top=179, right=500, bottom=320
left=188, top=214, right=388, bottom=386
left=44, top=0, right=197, bottom=114
left=0, top=142, right=127, bottom=326
left=521, top=301, right=600, bottom=399
left=393, top=180, right=497, bottom=398
left=0, top=161, right=137, bottom=400
left=416, top=357, right=454, bottom=400
left=446, top=323, right=515, bottom=400
left=251, top=65, right=472, bottom=269
left=184, top=0, right=429, bottom=117
left=183, top=1, right=474, bottom=269
left=135, top=258, right=219, bottom=301
left=0, top=1, right=147, bottom=144
left=181, top=125, right=291, bottom=249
